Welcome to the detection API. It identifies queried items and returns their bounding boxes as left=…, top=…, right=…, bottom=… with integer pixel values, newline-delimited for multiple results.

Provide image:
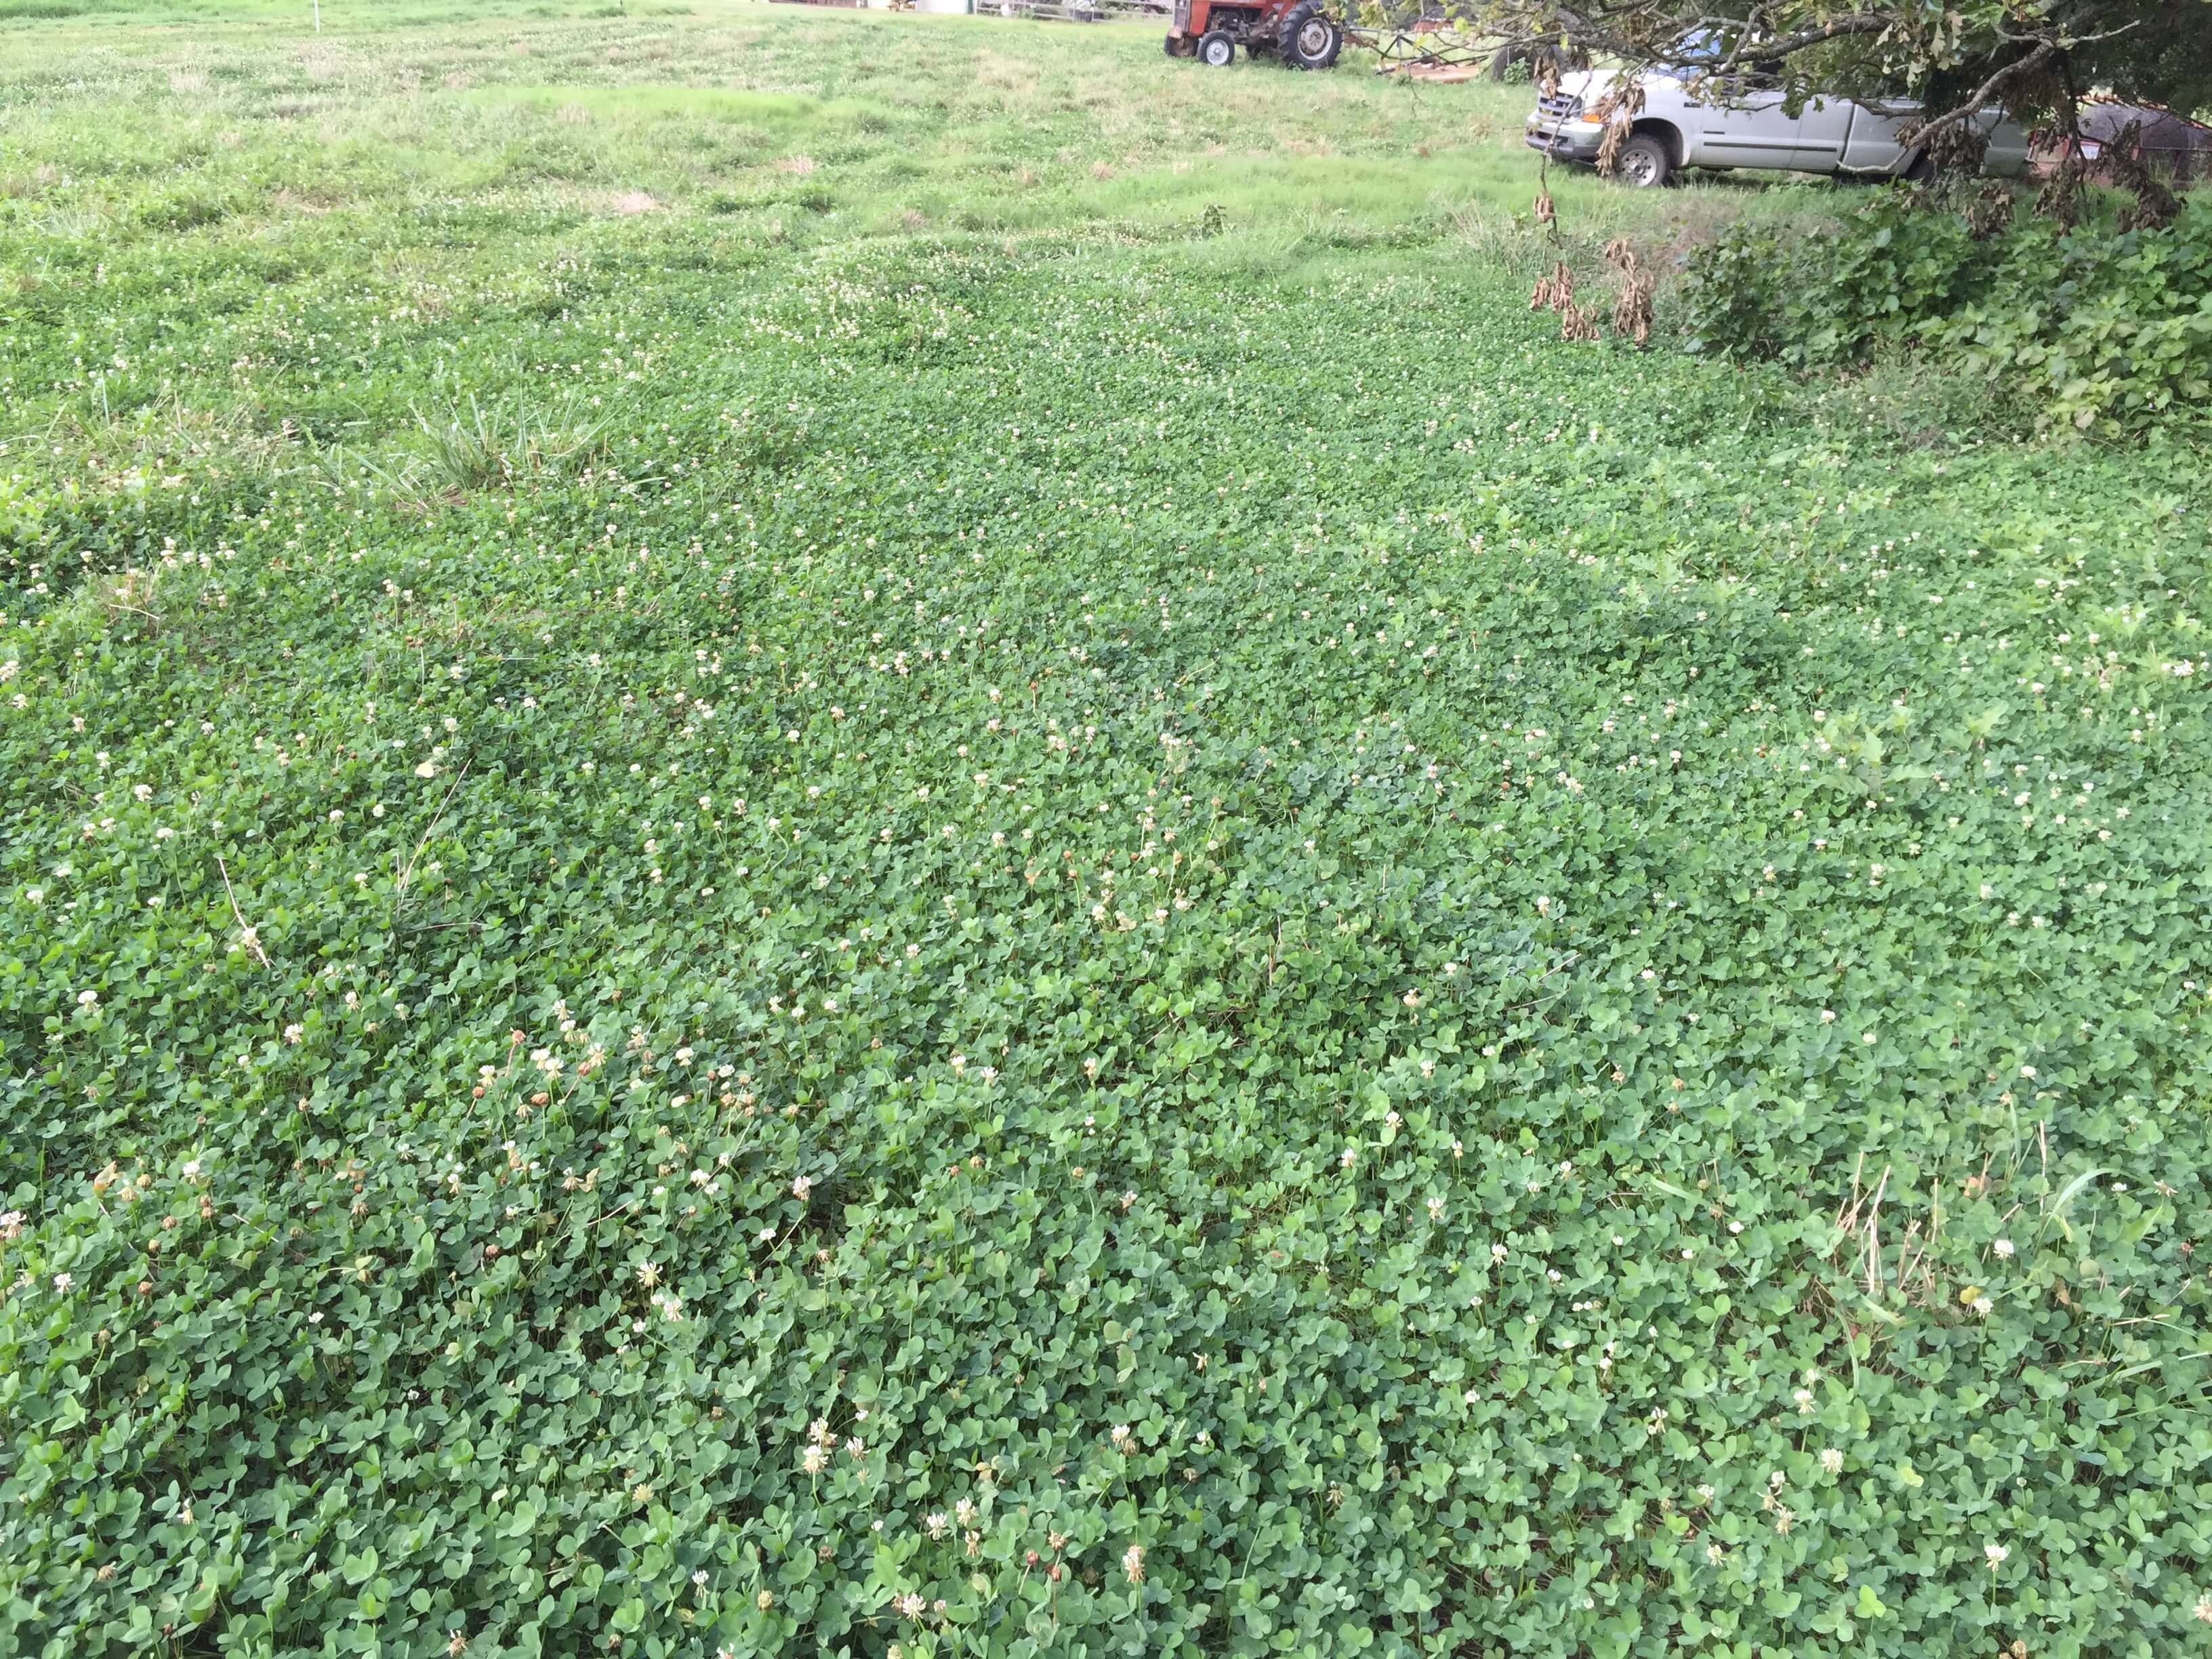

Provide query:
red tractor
left=1164, top=0, right=1344, bottom=69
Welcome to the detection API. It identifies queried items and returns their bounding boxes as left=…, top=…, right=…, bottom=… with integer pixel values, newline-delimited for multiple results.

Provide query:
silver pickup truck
left=1525, top=66, right=2032, bottom=187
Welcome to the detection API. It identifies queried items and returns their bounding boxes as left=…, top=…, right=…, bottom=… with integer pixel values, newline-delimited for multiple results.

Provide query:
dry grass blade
left=216, top=855, right=272, bottom=968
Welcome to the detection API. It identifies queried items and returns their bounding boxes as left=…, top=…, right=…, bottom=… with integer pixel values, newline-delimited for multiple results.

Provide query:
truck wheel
left=1903, top=150, right=1938, bottom=185
left=1615, top=132, right=1671, bottom=188
left=1277, top=1, right=1341, bottom=69
left=1197, top=29, right=1236, bottom=66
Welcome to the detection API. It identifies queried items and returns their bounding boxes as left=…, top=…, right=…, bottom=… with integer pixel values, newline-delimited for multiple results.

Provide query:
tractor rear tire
left=1277, top=1, right=1341, bottom=70
left=1198, top=28, right=1237, bottom=66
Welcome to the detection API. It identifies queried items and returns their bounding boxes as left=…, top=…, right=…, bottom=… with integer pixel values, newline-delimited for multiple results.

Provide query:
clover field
left=3, top=4, right=2211, bottom=1657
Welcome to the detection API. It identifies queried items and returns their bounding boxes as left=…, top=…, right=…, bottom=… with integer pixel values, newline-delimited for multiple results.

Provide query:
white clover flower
left=1986, top=1543, right=2009, bottom=1568
left=1820, top=1448, right=1843, bottom=1474
left=77, top=989, right=98, bottom=1008
left=1993, top=1239, right=2015, bottom=1258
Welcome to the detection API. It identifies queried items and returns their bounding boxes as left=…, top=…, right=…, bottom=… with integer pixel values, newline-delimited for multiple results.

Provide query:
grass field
left=3, top=4, right=2211, bottom=1658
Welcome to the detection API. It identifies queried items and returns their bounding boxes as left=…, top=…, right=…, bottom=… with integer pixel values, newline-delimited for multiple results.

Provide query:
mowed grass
left=0, top=0, right=1893, bottom=506
left=3, top=6, right=2211, bottom=1659
left=0, top=1, right=1832, bottom=249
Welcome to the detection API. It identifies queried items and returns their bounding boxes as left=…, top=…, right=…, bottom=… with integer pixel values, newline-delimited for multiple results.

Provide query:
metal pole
left=313, top=0, right=321, bottom=29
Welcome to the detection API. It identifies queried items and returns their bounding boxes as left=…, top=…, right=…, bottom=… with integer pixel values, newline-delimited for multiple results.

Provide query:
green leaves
left=1, top=20, right=2209, bottom=1659
left=1686, top=194, right=2212, bottom=436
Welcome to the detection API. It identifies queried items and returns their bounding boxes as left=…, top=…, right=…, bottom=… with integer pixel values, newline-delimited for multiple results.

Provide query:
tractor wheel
left=1197, top=28, right=1237, bottom=66
left=1614, top=131, right=1671, bottom=188
left=1277, top=1, right=1341, bottom=70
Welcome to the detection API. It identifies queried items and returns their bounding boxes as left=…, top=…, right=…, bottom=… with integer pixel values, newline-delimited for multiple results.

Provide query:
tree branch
left=1898, top=39, right=2055, bottom=147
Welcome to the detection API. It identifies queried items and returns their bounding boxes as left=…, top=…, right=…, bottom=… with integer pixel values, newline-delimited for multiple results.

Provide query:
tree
left=1456, top=0, right=2212, bottom=192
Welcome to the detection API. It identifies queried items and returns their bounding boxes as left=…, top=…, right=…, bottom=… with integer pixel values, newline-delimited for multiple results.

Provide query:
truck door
left=1687, top=70, right=1799, bottom=169
left=1791, top=94, right=1857, bottom=171
left=1832, top=98, right=1917, bottom=173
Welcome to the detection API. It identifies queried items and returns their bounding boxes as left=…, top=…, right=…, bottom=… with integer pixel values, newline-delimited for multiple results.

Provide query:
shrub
left=1683, top=193, right=2212, bottom=432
